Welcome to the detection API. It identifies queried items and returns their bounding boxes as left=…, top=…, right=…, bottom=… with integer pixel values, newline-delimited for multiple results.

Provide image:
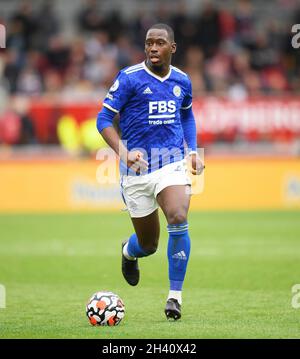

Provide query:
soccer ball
left=86, top=291, right=125, bottom=326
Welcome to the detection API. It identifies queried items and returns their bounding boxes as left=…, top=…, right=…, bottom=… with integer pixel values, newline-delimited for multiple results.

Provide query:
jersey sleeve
left=102, top=71, right=133, bottom=113
left=181, top=76, right=192, bottom=110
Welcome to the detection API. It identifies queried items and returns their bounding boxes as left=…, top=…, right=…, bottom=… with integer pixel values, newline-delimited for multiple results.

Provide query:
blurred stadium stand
left=0, top=0, right=299, bottom=156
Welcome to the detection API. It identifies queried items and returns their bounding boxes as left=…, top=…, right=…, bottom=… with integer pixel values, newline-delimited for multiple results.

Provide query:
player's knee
left=167, top=211, right=187, bottom=225
left=141, top=242, right=158, bottom=255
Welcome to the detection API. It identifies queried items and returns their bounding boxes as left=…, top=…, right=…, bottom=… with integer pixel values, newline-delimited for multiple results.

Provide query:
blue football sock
left=127, top=233, right=149, bottom=258
left=167, top=221, right=190, bottom=292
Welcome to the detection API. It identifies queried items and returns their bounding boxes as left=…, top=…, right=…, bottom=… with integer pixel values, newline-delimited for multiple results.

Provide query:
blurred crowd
left=0, top=0, right=299, bottom=147
left=1, top=0, right=300, bottom=100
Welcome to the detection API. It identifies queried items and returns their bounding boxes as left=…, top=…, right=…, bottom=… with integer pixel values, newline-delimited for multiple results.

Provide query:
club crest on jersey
left=109, top=79, right=119, bottom=92
left=173, top=85, right=181, bottom=97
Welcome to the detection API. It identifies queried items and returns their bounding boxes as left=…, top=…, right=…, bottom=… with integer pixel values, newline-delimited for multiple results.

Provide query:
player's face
left=145, top=29, right=176, bottom=68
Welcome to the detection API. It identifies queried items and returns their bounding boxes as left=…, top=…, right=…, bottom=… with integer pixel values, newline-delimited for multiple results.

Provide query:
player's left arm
left=180, top=106, right=204, bottom=175
left=180, top=77, right=204, bottom=175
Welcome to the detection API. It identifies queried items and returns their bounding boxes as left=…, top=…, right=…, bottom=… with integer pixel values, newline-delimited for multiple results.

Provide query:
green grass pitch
left=0, top=210, right=299, bottom=339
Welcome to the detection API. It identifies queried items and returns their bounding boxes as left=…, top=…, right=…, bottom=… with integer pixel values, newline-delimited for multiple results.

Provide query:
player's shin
left=167, top=222, right=191, bottom=305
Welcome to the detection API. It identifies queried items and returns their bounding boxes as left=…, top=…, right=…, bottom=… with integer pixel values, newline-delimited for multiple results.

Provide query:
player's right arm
left=98, top=120, right=148, bottom=172
left=96, top=71, right=148, bottom=172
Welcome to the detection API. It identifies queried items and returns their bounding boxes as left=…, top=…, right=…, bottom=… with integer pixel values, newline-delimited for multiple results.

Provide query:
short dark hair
left=148, top=23, right=175, bottom=42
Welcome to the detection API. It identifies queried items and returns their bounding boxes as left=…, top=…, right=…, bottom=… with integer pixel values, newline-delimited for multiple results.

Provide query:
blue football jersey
left=103, top=61, right=192, bottom=174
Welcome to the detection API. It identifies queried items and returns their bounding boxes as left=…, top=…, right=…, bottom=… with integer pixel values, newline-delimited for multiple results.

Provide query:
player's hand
left=188, top=152, right=205, bottom=175
left=127, top=150, right=149, bottom=173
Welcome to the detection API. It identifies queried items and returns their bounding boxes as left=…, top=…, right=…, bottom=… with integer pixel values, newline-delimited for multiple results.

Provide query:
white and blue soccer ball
left=86, top=291, right=125, bottom=326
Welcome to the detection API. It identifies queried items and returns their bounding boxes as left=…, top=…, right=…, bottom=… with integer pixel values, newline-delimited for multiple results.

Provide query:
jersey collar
left=142, top=61, right=172, bottom=82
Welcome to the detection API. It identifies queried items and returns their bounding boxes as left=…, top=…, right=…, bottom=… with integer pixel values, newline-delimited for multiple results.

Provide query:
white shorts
left=120, top=159, right=191, bottom=218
